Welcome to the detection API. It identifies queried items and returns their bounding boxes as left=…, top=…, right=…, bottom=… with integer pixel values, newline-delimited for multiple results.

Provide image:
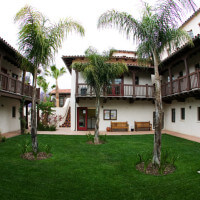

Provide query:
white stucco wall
left=0, top=97, right=20, bottom=133
left=77, top=99, right=155, bottom=131
left=71, top=69, right=76, bottom=130
left=163, top=98, right=200, bottom=137
left=181, top=12, right=200, bottom=37
left=1, top=59, right=22, bottom=80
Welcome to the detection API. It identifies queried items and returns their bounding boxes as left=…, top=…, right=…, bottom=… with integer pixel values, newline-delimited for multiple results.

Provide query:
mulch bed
left=21, top=152, right=52, bottom=160
left=136, top=162, right=176, bottom=175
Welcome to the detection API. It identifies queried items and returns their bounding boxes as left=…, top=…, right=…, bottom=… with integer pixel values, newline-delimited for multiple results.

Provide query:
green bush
left=37, top=122, right=56, bottom=131
left=0, top=133, right=6, bottom=143
left=86, top=132, right=94, bottom=142
left=19, top=139, right=31, bottom=154
left=99, top=134, right=107, bottom=143
left=137, top=150, right=178, bottom=174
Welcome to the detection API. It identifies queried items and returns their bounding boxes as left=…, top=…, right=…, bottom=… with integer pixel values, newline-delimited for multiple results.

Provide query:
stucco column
left=183, top=57, right=191, bottom=91
left=76, top=71, right=78, bottom=95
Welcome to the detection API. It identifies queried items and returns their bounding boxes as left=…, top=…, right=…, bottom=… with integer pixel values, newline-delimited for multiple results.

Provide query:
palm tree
left=98, top=0, right=196, bottom=165
left=72, top=47, right=128, bottom=144
left=49, top=65, right=66, bottom=107
left=37, top=76, right=49, bottom=102
left=15, top=5, right=85, bottom=153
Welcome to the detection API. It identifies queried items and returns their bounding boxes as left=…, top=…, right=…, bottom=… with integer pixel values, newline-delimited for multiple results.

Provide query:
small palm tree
left=49, top=65, right=66, bottom=107
left=98, top=0, right=196, bottom=164
left=72, top=47, right=128, bottom=144
left=15, top=5, right=85, bottom=153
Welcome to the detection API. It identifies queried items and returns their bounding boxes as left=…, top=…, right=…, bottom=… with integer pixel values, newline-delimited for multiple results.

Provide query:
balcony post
left=146, top=84, right=149, bottom=97
left=0, top=54, right=2, bottom=72
left=168, top=66, right=173, bottom=94
left=183, top=57, right=191, bottom=91
left=197, top=70, right=200, bottom=88
left=178, top=78, right=181, bottom=93
left=132, top=71, right=135, bottom=97
left=0, top=55, right=2, bottom=89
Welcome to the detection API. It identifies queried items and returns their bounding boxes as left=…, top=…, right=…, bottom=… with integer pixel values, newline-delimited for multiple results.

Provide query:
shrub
left=86, top=132, right=94, bottom=142
left=0, top=132, right=6, bottom=143
left=137, top=150, right=178, bottom=175
left=37, top=122, right=56, bottom=131
left=19, top=139, right=31, bottom=154
left=99, top=134, right=107, bottom=143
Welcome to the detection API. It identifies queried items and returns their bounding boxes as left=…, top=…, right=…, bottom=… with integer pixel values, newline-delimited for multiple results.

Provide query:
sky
left=0, top=0, right=199, bottom=90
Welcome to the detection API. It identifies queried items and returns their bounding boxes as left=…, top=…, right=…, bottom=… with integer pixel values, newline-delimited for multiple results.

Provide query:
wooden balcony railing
left=0, top=72, right=40, bottom=99
left=76, top=83, right=154, bottom=98
left=161, top=70, right=200, bottom=97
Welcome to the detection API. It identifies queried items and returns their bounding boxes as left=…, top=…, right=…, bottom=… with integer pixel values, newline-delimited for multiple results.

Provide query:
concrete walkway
left=2, top=128, right=200, bottom=143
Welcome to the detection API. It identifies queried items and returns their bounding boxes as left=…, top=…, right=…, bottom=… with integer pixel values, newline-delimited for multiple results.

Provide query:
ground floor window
left=171, top=108, right=175, bottom=122
left=198, top=107, right=200, bottom=121
left=59, top=96, right=64, bottom=107
left=180, top=108, right=185, bottom=120
left=103, top=110, right=117, bottom=120
left=12, top=106, right=16, bottom=118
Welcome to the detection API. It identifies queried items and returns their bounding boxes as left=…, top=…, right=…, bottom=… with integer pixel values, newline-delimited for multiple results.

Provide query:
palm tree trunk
left=94, top=95, right=100, bottom=144
left=56, top=79, right=59, bottom=107
left=31, top=68, right=38, bottom=154
left=152, top=52, right=163, bottom=166
left=20, top=70, right=26, bottom=134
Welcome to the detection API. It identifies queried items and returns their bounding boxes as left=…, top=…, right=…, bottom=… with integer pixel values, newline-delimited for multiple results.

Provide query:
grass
left=0, top=134, right=200, bottom=200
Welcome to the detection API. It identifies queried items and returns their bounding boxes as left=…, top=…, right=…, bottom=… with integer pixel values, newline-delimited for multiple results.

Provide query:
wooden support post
left=168, top=66, right=173, bottom=94
left=184, top=57, right=191, bottom=91
left=146, top=84, right=149, bottom=97
left=26, top=103, right=29, bottom=129
left=197, top=70, right=200, bottom=88
left=178, top=78, right=181, bottom=93
left=132, top=71, right=135, bottom=97
left=37, top=103, right=40, bottom=127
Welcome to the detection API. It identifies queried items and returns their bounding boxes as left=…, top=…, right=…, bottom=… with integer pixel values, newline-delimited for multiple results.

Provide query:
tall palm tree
left=72, top=47, right=128, bottom=144
left=98, top=0, right=196, bottom=165
left=49, top=65, right=66, bottom=107
left=37, top=76, right=49, bottom=102
left=15, top=5, right=85, bottom=153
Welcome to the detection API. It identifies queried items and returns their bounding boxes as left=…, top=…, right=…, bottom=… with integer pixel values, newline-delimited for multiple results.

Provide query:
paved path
left=2, top=128, right=200, bottom=143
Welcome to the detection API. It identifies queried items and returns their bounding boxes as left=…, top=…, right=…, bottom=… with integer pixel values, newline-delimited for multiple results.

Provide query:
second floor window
left=195, top=63, right=200, bottom=71
left=187, top=30, right=194, bottom=38
left=135, top=76, right=139, bottom=85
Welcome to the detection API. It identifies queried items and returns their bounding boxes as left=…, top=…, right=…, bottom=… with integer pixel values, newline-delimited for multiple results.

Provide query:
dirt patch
left=21, top=152, right=52, bottom=160
left=136, top=162, right=176, bottom=175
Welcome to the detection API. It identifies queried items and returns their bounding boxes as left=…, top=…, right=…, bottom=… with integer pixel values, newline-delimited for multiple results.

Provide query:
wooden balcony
left=0, top=72, right=40, bottom=100
left=161, top=70, right=200, bottom=98
left=76, top=83, right=154, bottom=98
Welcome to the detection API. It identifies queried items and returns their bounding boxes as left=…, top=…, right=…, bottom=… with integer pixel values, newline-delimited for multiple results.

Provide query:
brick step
left=60, top=107, right=71, bottom=127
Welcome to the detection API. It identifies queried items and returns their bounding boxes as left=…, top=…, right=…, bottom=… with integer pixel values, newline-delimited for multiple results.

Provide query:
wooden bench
left=135, top=121, right=152, bottom=131
left=111, top=122, right=129, bottom=132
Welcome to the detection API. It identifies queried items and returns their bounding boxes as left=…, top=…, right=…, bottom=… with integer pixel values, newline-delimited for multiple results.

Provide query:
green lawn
left=0, top=134, right=200, bottom=200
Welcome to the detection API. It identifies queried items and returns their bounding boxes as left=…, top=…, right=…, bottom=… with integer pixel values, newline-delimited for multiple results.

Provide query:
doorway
left=77, top=107, right=87, bottom=131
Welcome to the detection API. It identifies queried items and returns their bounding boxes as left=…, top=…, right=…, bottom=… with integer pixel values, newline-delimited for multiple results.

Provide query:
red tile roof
left=49, top=89, right=71, bottom=94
